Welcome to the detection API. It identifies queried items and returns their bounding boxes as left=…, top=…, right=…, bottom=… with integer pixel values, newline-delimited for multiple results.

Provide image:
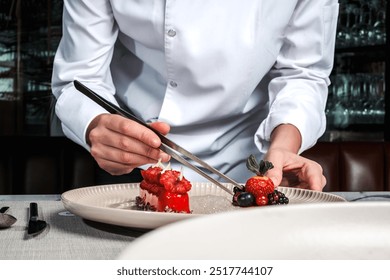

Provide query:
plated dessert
left=136, top=155, right=289, bottom=214
left=135, top=161, right=192, bottom=213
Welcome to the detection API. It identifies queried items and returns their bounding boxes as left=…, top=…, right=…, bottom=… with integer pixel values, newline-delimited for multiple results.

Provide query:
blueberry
left=237, top=192, right=255, bottom=207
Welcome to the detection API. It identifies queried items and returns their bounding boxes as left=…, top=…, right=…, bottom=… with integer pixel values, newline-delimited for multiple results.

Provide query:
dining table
left=1, top=191, right=390, bottom=260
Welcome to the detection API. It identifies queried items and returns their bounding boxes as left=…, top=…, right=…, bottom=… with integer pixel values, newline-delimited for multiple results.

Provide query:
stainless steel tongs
left=74, top=80, right=242, bottom=195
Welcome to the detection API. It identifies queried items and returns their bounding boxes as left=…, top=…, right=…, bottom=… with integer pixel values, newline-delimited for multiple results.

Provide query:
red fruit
left=139, top=181, right=161, bottom=195
left=255, top=195, right=269, bottom=206
left=245, top=176, right=275, bottom=198
left=141, top=166, right=163, bottom=184
left=159, top=170, right=192, bottom=194
left=244, top=155, right=275, bottom=206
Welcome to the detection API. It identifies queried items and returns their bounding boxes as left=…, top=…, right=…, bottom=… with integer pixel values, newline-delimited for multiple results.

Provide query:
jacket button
left=169, top=81, right=178, bottom=87
left=167, top=29, right=176, bottom=37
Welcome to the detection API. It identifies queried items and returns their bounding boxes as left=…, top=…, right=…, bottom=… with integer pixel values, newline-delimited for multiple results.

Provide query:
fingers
left=303, top=164, right=327, bottom=191
left=104, top=115, right=164, bottom=148
left=263, top=150, right=286, bottom=187
left=90, top=135, right=167, bottom=166
left=263, top=166, right=283, bottom=188
left=87, top=114, right=171, bottom=175
left=149, top=121, right=171, bottom=135
left=265, top=148, right=326, bottom=191
left=282, top=160, right=326, bottom=191
left=93, top=158, right=136, bottom=176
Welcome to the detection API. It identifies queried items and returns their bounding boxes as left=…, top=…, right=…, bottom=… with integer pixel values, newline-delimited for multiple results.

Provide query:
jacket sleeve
left=51, top=0, right=118, bottom=149
left=255, top=0, right=339, bottom=154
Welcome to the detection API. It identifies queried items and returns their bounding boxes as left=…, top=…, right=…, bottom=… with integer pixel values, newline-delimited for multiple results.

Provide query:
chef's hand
left=264, top=148, right=326, bottom=191
left=86, top=113, right=171, bottom=175
left=263, top=124, right=326, bottom=191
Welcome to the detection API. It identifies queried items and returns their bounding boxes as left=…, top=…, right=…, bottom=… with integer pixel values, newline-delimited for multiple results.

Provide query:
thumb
left=264, top=166, right=283, bottom=187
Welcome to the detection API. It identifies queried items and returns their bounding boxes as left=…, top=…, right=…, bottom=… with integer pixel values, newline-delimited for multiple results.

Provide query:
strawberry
left=244, top=155, right=275, bottom=206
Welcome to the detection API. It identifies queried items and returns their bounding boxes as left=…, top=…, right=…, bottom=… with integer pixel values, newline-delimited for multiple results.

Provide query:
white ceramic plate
left=117, top=202, right=390, bottom=260
left=61, top=183, right=346, bottom=229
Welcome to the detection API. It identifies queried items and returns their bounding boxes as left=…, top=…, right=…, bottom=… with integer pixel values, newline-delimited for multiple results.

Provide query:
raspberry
left=255, top=195, right=269, bottom=206
left=141, top=166, right=163, bottom=184
left=159, top=170, right=192, bottom=194
left=140, top=181, right=161, bottom=195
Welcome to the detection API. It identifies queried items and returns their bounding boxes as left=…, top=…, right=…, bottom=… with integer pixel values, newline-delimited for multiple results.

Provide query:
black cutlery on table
left=0, top=206, right=17, bottom=229
left=27, top=202, right=47, bottom=236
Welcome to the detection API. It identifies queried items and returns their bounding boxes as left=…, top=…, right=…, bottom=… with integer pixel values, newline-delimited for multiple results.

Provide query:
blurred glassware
left=336, top=0, right=386, bottom=48
left=327, top=72, right=385, bottom=128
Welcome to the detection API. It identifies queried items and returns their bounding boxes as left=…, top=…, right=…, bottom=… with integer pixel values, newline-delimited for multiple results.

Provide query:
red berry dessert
left=232, top=155, right=289, bottom=207
left=136, top=162, right=192, bottom=213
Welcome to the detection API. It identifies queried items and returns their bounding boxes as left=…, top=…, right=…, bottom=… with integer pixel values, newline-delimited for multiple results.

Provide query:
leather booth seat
left=302, top=141, right=390, bottom=192
left=1, top=136, right=389, bottom=194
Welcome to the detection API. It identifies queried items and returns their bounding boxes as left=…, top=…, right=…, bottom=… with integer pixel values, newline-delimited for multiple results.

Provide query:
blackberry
left=233, top=185, right=245, bottom=193
left=232, top=191, right=241, bottom=206
left=280, top=196, right=289, bottom=204
left=267, top=190, right=289, bottom=205
left=267, top=192, right=277, bottom=205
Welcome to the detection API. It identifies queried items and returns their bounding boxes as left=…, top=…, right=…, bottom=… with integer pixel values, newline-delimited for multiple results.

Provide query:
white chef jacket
left=52, top=0, right=339, bottom=182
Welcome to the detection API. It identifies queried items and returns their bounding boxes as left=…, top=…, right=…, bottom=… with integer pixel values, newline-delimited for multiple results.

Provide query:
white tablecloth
left=1, top=192, right=389, bottom=259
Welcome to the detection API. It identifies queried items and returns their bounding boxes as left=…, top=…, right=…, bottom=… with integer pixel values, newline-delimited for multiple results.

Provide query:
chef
left=52, top=0, right=339, bottom=190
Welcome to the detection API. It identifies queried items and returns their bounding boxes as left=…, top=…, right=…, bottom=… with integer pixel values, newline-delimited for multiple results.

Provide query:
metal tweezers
left=74, top=80, right=243, bottom=195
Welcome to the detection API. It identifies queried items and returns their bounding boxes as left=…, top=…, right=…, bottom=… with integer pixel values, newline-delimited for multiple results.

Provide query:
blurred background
left=326, top=0, right=389, bottom=141
left=0, top=0, right=62, bottom=136
left=0, top=0, right=389, bottom=141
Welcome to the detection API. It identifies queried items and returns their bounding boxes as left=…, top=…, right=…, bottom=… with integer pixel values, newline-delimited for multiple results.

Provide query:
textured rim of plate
left=61, top=183, right=346, bottom=229
left=277, top=186, right=347, bottom=203
left=61, top=183, right=194, bottom=229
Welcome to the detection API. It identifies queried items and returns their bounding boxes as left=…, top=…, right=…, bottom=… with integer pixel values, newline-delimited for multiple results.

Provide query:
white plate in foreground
left=61, top=183, right=346, bottom=229
left=117, top=202, right=390, bottom=260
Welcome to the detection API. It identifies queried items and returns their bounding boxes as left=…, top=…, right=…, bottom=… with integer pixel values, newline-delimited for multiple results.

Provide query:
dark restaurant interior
left=0, top=0, right=390, bottom=195
left=1, top=0, right=390, bottom=266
